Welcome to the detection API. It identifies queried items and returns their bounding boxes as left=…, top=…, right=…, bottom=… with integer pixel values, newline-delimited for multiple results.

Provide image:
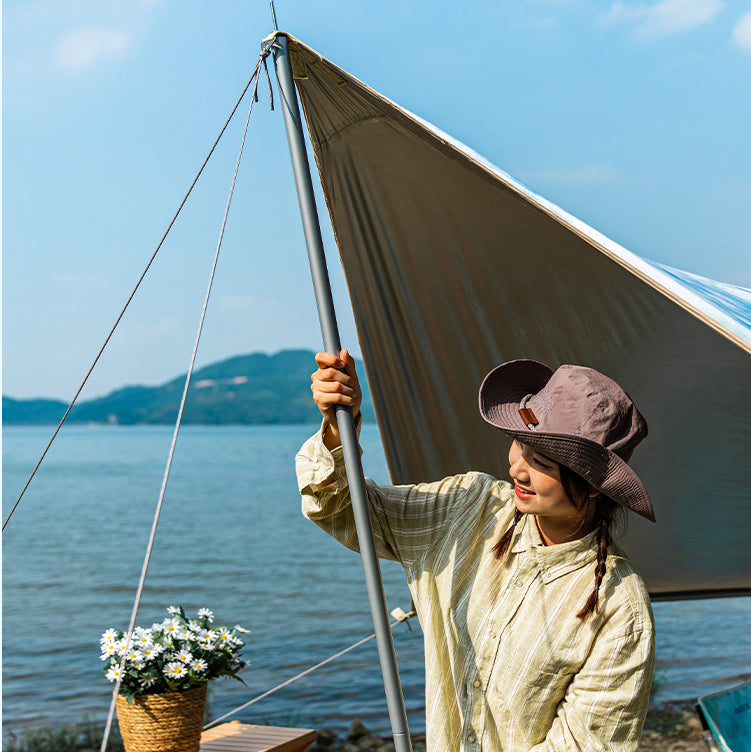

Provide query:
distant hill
left=2, top=350, right=375, bottom=425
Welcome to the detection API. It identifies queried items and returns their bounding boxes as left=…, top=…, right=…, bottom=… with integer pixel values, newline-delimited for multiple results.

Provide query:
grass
left=2, top=717, right=125, bottom=752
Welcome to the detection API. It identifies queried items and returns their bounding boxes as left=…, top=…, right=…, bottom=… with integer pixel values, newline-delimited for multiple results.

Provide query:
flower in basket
left=101, top=606, right=248, bottom=704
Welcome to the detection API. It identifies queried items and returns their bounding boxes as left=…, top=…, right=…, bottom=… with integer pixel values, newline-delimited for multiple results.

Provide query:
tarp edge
left=279, top=31, right=750, bottom=354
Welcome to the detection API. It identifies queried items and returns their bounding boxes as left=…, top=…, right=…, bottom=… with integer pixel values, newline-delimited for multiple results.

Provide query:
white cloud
left=56, top=26, right=130, bottom=73
left=601, top=0, right=724, bottom=38
left=732, top=10, right=751, bottom=50
left=5, top=1, right=164, bottom=80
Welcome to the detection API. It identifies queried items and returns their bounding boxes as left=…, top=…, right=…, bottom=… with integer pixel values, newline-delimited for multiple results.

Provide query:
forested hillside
left=3, top=350, right=374, bottom=425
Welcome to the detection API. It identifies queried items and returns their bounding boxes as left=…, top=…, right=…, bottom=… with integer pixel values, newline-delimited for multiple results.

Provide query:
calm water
left=3, top=425, right=750, bottom=737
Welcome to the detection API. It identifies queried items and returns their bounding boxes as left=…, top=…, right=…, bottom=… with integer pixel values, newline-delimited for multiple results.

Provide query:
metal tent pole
left=271, top=33, right=412, bottom=752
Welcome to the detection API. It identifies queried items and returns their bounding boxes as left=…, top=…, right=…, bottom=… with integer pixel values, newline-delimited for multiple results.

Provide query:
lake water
left=3, top=424, right=750, bottom=738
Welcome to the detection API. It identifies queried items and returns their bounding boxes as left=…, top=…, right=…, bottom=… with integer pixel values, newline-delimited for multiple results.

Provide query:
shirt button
left=516, top=579, right=524, bottom=588
left=473, top=679, right=481, bottom=688
left=467, top=734, right=476, bottom=744
left=489, top=630, right=497, bottom=638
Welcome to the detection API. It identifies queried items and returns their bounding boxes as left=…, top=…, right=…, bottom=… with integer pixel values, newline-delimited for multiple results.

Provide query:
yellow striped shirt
left=296, top=427, right=655, bottom=751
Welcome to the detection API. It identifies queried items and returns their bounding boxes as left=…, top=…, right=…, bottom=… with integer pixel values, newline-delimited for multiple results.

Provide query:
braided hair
left=493, top=463, right=624, bottom=620
left=491, top=508, right=523, bottom=560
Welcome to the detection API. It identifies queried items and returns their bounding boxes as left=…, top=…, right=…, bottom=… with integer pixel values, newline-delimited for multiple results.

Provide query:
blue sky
left=3, top=0, right=750, bottom=400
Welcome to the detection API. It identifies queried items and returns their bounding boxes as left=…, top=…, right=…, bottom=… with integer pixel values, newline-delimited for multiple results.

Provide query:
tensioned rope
left=96, top=45, right=274, bottom=752
left=203, top=607, right=416, bottom=730
left=2, top=42, right=274, bottom=534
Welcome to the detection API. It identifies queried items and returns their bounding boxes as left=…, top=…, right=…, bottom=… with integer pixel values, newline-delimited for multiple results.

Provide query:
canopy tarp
left=284, top=34, right=751, bottom=599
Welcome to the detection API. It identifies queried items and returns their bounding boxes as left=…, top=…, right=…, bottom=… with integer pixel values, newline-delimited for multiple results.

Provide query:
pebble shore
left=308, top=700, right=710, bottom=752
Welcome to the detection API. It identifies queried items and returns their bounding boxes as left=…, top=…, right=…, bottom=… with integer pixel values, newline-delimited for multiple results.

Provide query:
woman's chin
left=513, top=498, right=534, bottom=515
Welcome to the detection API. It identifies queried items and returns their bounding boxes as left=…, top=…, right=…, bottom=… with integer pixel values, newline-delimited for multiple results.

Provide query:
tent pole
left=271, top=34, right=413, bottom=752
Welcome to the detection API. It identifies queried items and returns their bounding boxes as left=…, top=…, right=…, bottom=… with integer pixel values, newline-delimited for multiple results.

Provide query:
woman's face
left=508, top=440, right=591, bottom=541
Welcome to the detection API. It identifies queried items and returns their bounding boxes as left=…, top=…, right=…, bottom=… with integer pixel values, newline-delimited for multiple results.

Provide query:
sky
left=3, top=0, right=751, bottom=401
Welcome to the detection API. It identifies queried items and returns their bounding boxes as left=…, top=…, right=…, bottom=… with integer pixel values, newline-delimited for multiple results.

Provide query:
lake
left=3, top=424, right=750, bottom=737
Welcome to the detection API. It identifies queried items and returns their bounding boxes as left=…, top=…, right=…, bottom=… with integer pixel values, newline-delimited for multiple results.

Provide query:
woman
left=296, top=350, right=656, bottom=751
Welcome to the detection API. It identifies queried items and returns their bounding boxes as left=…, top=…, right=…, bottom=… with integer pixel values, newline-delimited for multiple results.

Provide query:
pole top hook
left=270, top=0, right=279, bottom=30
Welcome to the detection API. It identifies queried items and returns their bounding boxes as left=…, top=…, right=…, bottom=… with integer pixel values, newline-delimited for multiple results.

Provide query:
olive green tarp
left=284, top=34, right=751, bottom=599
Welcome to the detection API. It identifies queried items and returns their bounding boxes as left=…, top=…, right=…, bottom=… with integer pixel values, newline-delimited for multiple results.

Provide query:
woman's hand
left=311, top=349, right=362, bottom=449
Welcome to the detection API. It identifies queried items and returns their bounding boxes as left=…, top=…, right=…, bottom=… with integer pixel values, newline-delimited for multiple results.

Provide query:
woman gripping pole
left=295, top=349, right=656, bottom=751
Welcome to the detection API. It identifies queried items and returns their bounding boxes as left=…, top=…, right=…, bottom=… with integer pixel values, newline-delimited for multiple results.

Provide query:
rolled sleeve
left=296, top=430, right=333, bottom=492
left=295, top=420, right=478, bottom=565
left=295, top=415, right=364, bottom=516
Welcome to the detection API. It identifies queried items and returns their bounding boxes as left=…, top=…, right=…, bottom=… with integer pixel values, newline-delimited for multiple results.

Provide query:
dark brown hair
left=493, top=463, right=625, bottom=620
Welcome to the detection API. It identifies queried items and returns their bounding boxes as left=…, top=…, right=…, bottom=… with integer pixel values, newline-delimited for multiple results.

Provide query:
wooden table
left=200, top=721, right=316, bottom=752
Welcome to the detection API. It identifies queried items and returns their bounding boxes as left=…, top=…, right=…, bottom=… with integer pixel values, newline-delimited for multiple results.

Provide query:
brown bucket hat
left=479, top=359, right=655, bottom=521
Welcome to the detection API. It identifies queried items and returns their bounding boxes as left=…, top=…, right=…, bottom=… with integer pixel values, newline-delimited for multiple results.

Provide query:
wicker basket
left=116, top=684, right=207, bottom=752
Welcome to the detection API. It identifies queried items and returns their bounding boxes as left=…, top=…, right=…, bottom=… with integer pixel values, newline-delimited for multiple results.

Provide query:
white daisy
left=101, top=642, right=118, bottom=660
left=164, top=661, right=188, bottom=678
left=141, top=644, right=163, bottom=660
left=162, top=618, right=181, bottom=635
left=106, top=665, right=125, bottom=682
left=167, top=606, right=181, bottom=615
left=217, top=628, right=233, bottom=643
left=116, top=639, right=132, bottom=656
left=190, top=658, right=208, bottom=673
left=223, top=632, right=243, bottom=648
left=174, top=648, right=193, bottom=664
left=197, top=608, right=214, bottom=622
left=100, top=628, right=118, bottom=644
left=133, top=627, right=154, bottom=648
left=234, top=625, right=250, bottom=633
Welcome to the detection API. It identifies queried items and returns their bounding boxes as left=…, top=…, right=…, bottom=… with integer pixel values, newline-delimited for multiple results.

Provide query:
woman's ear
left=587, top=485, right=601, bottom=498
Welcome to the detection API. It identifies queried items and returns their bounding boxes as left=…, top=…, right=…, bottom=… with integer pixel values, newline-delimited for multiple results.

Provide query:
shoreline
left=0, top=699, right=710, bottom=752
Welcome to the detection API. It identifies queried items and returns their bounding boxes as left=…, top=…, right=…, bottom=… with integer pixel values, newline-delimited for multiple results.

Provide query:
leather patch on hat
left=518, top=407, right=539, bottom=427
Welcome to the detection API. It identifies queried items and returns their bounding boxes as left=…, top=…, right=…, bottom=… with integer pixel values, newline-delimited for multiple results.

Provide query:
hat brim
left=479, top=360, right=655, bottom=522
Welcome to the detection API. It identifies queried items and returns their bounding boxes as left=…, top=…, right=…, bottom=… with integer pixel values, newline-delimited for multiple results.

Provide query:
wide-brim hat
left=479, top=359, right=655, bottom=522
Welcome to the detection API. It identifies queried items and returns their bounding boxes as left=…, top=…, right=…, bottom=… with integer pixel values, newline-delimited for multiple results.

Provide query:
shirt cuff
left=296, top=412, right=363, bottom=493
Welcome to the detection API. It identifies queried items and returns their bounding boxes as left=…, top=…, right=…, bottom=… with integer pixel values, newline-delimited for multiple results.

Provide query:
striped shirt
left=296, top=425, right=655, bottom=751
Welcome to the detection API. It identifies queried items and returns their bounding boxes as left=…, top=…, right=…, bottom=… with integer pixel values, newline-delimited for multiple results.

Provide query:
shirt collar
left=510, top=513, right=597, bottom=581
